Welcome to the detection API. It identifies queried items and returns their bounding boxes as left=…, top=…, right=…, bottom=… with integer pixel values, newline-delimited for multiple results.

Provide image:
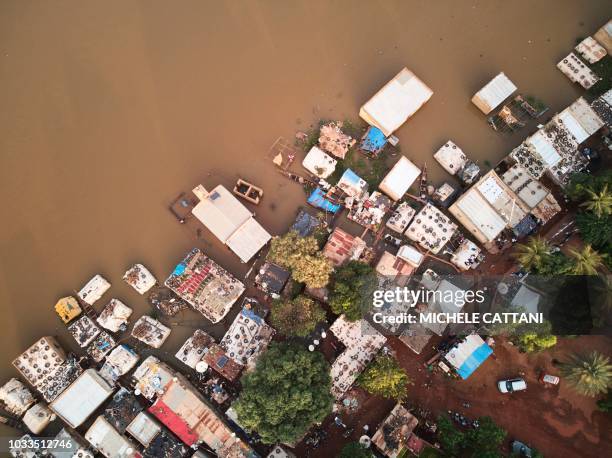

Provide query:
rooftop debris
left=142, top=428, right=188, bottom=458
left=372, top=403, right=432, bottom=457
left=0, top=378, right=35, bottom=416
left=348, top=191, right=392, bottom=230
left=471, top=72, right=517, bottom=114
left=97, top=298, right=133, bottom=333
left=590, top=88, right=612, bottom=126
left=378, top=156, right=421, bottom=201
left=104, top=387, right=144, bottom=433
left=290, top=209, right=325, bottom=236
left=557, top=52, right=600, bottom=89
left=68, top=315, right=101, bottom=348
left=450, top=238, right=483, bottom=271
left=307, top=188, right=341, bottom=213
left=302, top=146, right=337, bottom=179
left=78, top=274, right=111, bottom=305
left=132, top=356, right=175, bottom=400
left=87, top=331, right=116, bottom=363
left=386, top=202, right=416, bottom=234
left=360, top=125, right=388, bottom=156
left=329, top=315, right=387, bottom=398
left=318, top=121, right=356, bottom=159
left=36, top=357, right=83, bottom=402
left=432, top=182, right=459, bottom=208
left=444, top=334, right=493, bottom=379
left=575, top=36, right=607, bottom=63
left=54, top=296, right=82, bottom=324
left=85, top=415, right=140, bottom=458
left=337, top=168, right=368, bottom=198
left=406, top=203, right=457, bottom=254
left=100, top=345, right=139, bottom=384
left=165, top=248, right=245, bottom=323
left=12, top=336, right=68, bottom=388
left=255, top=261, right=291, bottom=297
left=148, top=286, right=189, bottom=317
left=376, top=251, right=415, bottom=284
left=203, top=344, right=244, bottom=382
left=175, top=329, right=215, bottom=369
left=360, top=67, right=433, bottom=137
left=131, top=316, right=171, bottom=349
left=322, top=227, right=367, bottom=267
left=501, top=164, right=551, bottom=209
left=123, top=264, right=157, bottom=295
left=532, top=193, right=562, bottom=225
left=433, top=140, right=467, bottom=175
left=23, top=402, right=54, bottom=435
left=191, top=184, right=272, bottom=263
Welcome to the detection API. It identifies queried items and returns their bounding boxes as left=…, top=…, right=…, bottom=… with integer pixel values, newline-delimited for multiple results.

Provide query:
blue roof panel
left=456, top=343, right=493, bottom=379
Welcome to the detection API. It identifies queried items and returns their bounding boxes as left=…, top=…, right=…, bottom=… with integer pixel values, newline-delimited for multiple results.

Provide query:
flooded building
left=131, top=316, right=171, bottom=349
left=78, top=274, right=111, bottom=305
left=0, top=378, right=35, bottom=416
left=433, top=140, right=468, bottom=175
left=360, top=67, right=433, bottom=137
left=22, top=402, right=54, bottom=434
left=575, top=36, right=607, bottom=63
left=254, top=262, right=290, bottom=298
left=471, top=72, right=517, bottom=115
left=125, top=411, right=161, bottom=448
left=318, top=121, right=355, bottom=159
left=405, top=203, right=457, bottom=254
left=165, top=248, right=245, bottom=323
left=302, top=146, right=337, bottom=179
left=97, top=299, right=133, bottom=333
left=175, top=329, right=214, bottom=369
left=191, top=185, right=272, bottom=263
left=132, top=356, right=175, bottom=400
left=68, top=316, right=101, bottom=348
left=337, top=168, right=368, bottom=198
left=123, top=263, right=157, bottom=295
left=594, top=19, right=612, bottom=53
left=54, top=296, right=82, bottom=324
left=322, top=227, right=367, bottom=267
left=100, top=345, right=139, bottom=383
left=378, top=156, right=421, bottom=201
left=347, top=191, right=392, bottom=229
left=87, top=331, right=117, bottom=363
left=85, top=416, right=140, bottom=458
left=386, top=202, right=416, bottom=234
left=12, top=336, right=67, bottom=389
left=307, top=188, right=341, bottom=213
left=557, top=52, right=600, bottom=89
left=104, top=387, right=144, bottom=433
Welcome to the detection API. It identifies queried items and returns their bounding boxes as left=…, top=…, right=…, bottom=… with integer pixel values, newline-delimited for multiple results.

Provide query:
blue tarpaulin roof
left=307, top=188, right=341, bottom=213
left=456, top=343, right=493, bottom=379
left=361, top=126, right=387, bottom=153
left=340, top=168, right=361, bottom=186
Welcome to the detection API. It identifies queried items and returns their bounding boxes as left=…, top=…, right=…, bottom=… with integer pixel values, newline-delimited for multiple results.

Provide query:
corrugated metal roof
left=85, top=416, right=139, bottom=458
left=379, top=156, right=421, bottom=201
left=451, top=191, right=506, bottom=243
left=471, top=73, right=517, bottom=114
left=226, top=217, right=272, bottom=263
left=526, top=130, right=562, bottom=167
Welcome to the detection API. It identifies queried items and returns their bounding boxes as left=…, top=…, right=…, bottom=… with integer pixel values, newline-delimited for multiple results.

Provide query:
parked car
left=497, top=378, right=527, bottom=393
left=539, top=373, right=560, bottom=385
left=511, top=440, right=533, bottom=457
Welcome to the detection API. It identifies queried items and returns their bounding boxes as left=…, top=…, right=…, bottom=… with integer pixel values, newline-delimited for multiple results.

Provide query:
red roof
left=148, top=399, right=198, bottom=446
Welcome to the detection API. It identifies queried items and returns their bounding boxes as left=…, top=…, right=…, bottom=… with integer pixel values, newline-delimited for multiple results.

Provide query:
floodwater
left=0, top=0, right=609, bottom=437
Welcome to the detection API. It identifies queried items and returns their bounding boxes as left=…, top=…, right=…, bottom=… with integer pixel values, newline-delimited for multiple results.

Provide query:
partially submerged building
left=78, top=274, right=111, bottom=305
left=165, top=248, right=245, bottom=323
left=575, top=36, right=607, bottom=63
left=254, top=262, right=291, bottom=298
left=433, top=140, right=467, bottom=175
left=54, top=296, right=82, bottom=324
left=85, top=416, right=140, bottom=458
left=378, top=156, right=421, bottom=201
left=100, top=345, right=139, bottom=383
left=347, top=191, right=392, bottom=229
left=322, top=227, right=367, bottom=267
left=360, top=67, right=433, bottom=137
left=444, top=334, right=493, bottom=380
left=175, top=329, right=214, bottom=370
left=360, top=126, right=388, bottom=156
left=191, top=185, right=271, bottom=263
left=68, top=316, right=101, bottom=348
left=318, top=122, right=355, bottom=159
left=0, top=378, right=35, bottom=416
left=557, top=52, right=600, bottom=89
left=97, top=299, right=133, bottom=333
left=132, top=356, right=175, bottom=400
left=23, top=402, right=54, bottom=434
left=307, top=187, right=341, bottom=213
left=302, top=146, right=337, bottom=179
left=405, top=203, right=457, bottom=254
left=471, top=73, right=517, bottom=115
left=131, top=316, right=171, bottom=349
left=386, top=202, right=416, bottom=234
left=12, top=336, right=68, bottom=389
left=337, top=168, right=368, bottom=198
left=123, top=264, right=157, bottom=295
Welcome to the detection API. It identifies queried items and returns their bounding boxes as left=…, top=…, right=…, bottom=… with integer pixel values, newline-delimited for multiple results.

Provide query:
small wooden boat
left=233, top=178, right=263, bottom=204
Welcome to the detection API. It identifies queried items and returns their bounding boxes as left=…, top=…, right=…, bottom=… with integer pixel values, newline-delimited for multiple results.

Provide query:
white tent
left=433, top=140, right=467, bottom=175
left=359, top=67, right=433, bottom=137
left=302, top=146, right=337, bottom=179
left=471, top=73, right=517, bottom=114
left=378, top=156, right=421, bottom=201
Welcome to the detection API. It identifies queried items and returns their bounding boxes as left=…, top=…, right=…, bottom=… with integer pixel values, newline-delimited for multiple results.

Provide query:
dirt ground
left=295, top=335, right=612, bottom=458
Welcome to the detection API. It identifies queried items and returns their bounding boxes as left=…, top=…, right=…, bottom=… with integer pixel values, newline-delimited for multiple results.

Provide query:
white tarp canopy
left=471, top=73, right=517, bottom=114
left=226, top=217, right=272, bottom=263
left=434, top=140, right=467, bottom=175
left=302, top=146, right=337, bottom=179
left=359, top=67, right=433, bottom=136
left=378, top=156, right=421, bottom=201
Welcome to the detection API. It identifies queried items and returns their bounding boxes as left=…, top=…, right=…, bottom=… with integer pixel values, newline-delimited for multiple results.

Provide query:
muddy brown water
left=0, top=0, right=609, bottom=446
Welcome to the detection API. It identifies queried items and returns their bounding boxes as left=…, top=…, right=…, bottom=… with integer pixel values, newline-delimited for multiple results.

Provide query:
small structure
left=372, top=403, right=421, bottom=458
left=444, top=334, right=493, bottom=380
left=37, top=357, right=83, bottom=403
left=78, top=274, right=111, bottom=305
left=557, top=53, right=600, bottom=89
left=203, top=344, right=244, bottom=382
left=85, top=416, right=139, bottom=458
left=378, top=156, right=421, bottom=201
left=104, top=388, right=144, bottom=433
left=50, top=369, right=115, bottom=429
left=97, top=299, right=133, bottom=333
left=399, top=325, right=434, bottom=355
left=290, top=209, right=324, bottom=236
left=458, top=161, right=481, bottom=186
left=126, top=412, right=161, bottom=447
left=0, top=378, right=35, bottom=416
left=433, top=182, right=459, bottom=208
left=191, top=184, right=271, bottom=263
left=386, top=202, right=416, bottom=234
left=23, top=402, right=54, bottom=434
left=175, top=329, right=214, bottom=369
left=450, top=238, right=482, bottom=271
left=68, top=315, right=101, bottom=348
left=360, top=67, right=433, bottom=137
left=532, top=193, right=562, bottom=225
left=360, top=126, right=388, bottom=156
left=54, top=296, right=82, bottom=324
left=123, top=264, right=157, bottom=295
left=405, top=203, right=457, bottom=254
left=348, top=191, right=392, bottom=229
left=132, top=356, right=175, bottom=400
left=575, top=36, right=607, bottom=63
left=131, top=316, right=171, bottom=349
left=87, top=331, right=117, bottom=363
left=590, top=88, right=612, bottom=127
left=233, top=178, right=263, bottom=205
left=318, top=121, right=356, bottom=159
left=433, top=140, right=467, bottom=175
left=337, top=168, right=368, bottom=198
left=397, top=245, right=424, bottom=268
left=594, top=19, right=612, bottom=53
left=302, top=146, right=337, bottom=179
left=329, top=315, right=387, bottom=398
left=307, top=188, right=341, bottom=213
left=100, top=345, right=140, bottom=383
left=165, top=248, right=245, bottom=323
left=143, top=429, right=189, bottom=458
left=12, top=336, right=68, bottom=388
left=322, top=227, right=367, bottom=267
left=376, top=251, right=415, bottom=284
left=255, top=262, right=291, bottom=298
left=267, top=445, right=296, bottom=458
left=471, top=73, right=517, bottom=114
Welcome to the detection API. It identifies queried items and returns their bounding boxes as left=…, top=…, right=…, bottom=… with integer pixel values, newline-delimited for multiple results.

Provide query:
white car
left=497, top=378, right=527, bottom=393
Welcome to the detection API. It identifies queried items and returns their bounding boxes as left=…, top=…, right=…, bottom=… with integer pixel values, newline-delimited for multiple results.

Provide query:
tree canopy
left=357, top=355, right=412, bottom=401
left=338, top=441, right=373, bottom=458
left=234, top=342, right=333, bottom=444
left=270, top=295, right=326, bottom=337
left=437, top=415, right=506, bottom=458
left=560, top=351, right=612, bottom=397
left=329, top=261, right=378, bottom=321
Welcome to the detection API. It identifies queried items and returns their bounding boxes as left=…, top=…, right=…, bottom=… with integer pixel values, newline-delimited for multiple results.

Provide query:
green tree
left=291, top=254, right=333, bottom=288
left=463, top=417, right=507, bottom=457
left=567, top=245, right=606, bottom=276
left=597, top=391, right=612, bottom=412
left=329, top=261, right=377, bottom=321
left=234, top=342, right=333, bottom=444
left=513, top=237, right=552, bottom=273
left=580, top=184, right=612, bottom=218
left=270, top=295, right=326, bottom=337
left=436, top=415, right=464, bottom=456
left=337, top=442, right=373, bottom=458
left=517, top=331, right=557, bottom=353
left=576, top=211, right=612, bottom=251
left=560, top=351, right=612, bottom=397
left=358, top=355, right=412, bottom=401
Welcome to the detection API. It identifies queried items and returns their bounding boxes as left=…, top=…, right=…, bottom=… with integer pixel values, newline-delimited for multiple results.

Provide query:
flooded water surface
left=0, top=0, right=609, bottom=424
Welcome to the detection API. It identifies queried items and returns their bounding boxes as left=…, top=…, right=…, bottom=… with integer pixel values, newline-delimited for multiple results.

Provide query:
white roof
left=78, top=275, right=111, bottom=305
left=126, top=412, right=161, bottom=447
left=501, top=165, right=549, bottom=208
left=397, top=245, right=424, bottom=267
left=471, top=73, right=517, bottom=114
left=558, top=97, right=604, bottom=143
left=85, top=416, right=138, bottom=458
left=525, top=130, right=562, bottom=167
left=433, top=140, right=467, bottom=175
left=97, top=299, right=132, bottom=333
left=103, top=345, right=139, bottom=376
left=450, top=239, right=481, bottom=271
left=23, top=402, right=54, bottom=435
left=0, top=378, right=35, bottom=416
left=575, top=36, right=607, bottom=63
left=50, top=369, right=114, bottom=428
left=226, top=217, right=272, bottom=263
left=594, top=20, right=612, bottom=53
left=386, top=202, right=416, bottom=234
left=302, top=146, right=337, bottom=178
left=451, top=190, right=506, bottom=243
left=378, top=156, right=421, bottom=201
left=359, top=67, right=433, bottom=136
left=123, top=264, right=156, bottom=295
left=557, top=53, right=600, bottom=89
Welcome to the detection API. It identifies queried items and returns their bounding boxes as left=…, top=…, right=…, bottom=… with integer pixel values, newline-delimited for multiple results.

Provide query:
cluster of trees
left=560, top=351, right=612, bottom=398
left=490, top=315, right=558, bottom=353
left=358, top=355, right=412, bottom=401
left=233, top=342, right=333, bottom=444
left=437, top=415, right=512, bottom=458
left=329, top=260, right=377, bottom=321
left=267, top=231, right=333, bottom=288
left=338, top=442, right=373, bottom=458
left=269, top=295, right=326, bottom=337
